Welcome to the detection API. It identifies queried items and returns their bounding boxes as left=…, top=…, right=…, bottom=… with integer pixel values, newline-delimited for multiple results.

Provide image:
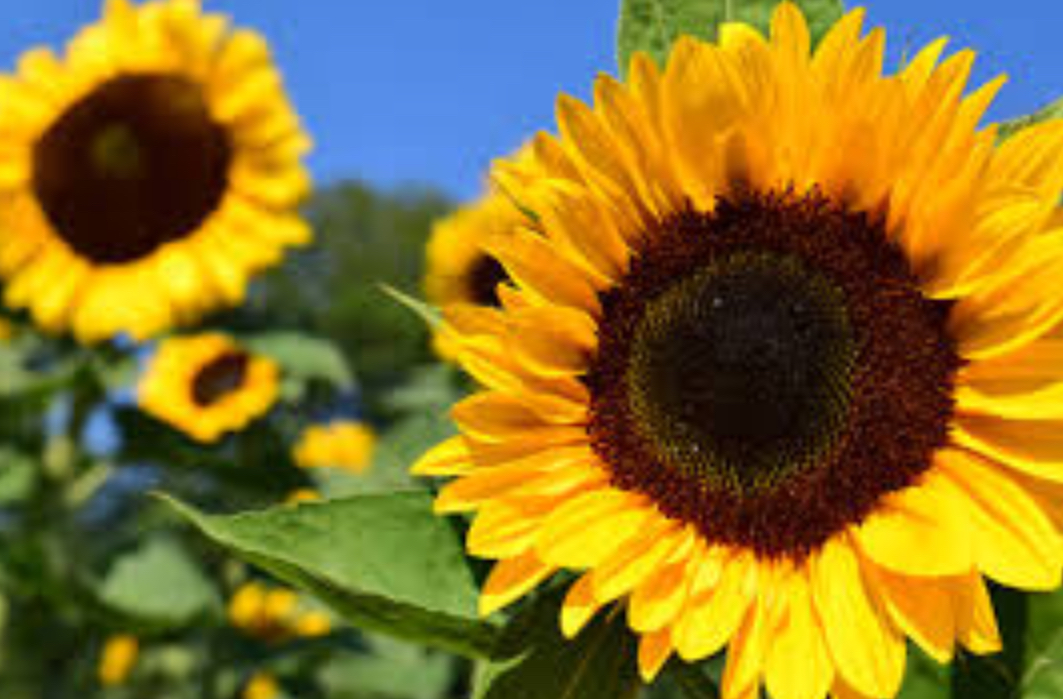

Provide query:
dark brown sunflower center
left=587, top=190, right=962, bottom=560
left=627, top=252, right=856, bottom=493
left=466, top=254, right=509, bottom=307
left=32, top=73, right=232, bottom=264
left=191, top=351, right=250, bottom=407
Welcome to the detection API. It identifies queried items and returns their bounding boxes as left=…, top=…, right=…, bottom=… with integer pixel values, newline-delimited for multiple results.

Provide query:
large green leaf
left=163, top=491, right=500, bottom=658
left=98, top=537, right=220, bottom=628
left=473, top=589, right=642, bottom=699
left=617, top=0, right=844, bottom=76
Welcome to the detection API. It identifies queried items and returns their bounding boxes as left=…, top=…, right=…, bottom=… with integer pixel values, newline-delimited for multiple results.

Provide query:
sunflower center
left=587, top=191, right=962, bottom=559
left=627, top=252, right=856, bottom=492
left=467, top=254, right=509, bottom=307
left=192, top=351, right=250, bottom=407
left=32, top=74, right=232, bottom=264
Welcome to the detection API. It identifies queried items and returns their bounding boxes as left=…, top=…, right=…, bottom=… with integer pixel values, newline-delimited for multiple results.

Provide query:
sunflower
left=414, top=5, right=1063, bottom=698
left=0, top=0, right=311, bottom=342
left=138, top=333, right=278, bottom=443
left=292, top=420, right=376, bottom=474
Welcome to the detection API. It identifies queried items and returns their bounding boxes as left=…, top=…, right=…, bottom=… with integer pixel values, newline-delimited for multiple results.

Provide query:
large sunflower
left=0, top=0, right=311, bottom=342
left=414, top=5, right=1063, bottom=699
left=138, top=333, right=278, bottom=443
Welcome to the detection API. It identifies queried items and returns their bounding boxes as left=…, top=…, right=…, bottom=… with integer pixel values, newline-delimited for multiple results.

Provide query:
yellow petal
left=938, top=449, right=1062, bottom=590
left=852, top=471, right=972, bottom=576
left=674, top=556, right=755, bottom=661
left=535, top=489, right=651, bottom=569
left=560, top=574, right=606, bottom=638
left=479, top=552, right=555, bottom=617
left=592, top=522, right=690, bottom=604
left=638, top=628, right=675, bottom=682
left=955, top=573, right=1002, bottom=654
left=953, top=413, right=1063, bottom=483
left=866, top=565, right=957, bottom=663
left=811, top=537, right=905, bottom=698
left=764, top=572, right=834, bottom=699
left=411, top=436, right=471, bottom=476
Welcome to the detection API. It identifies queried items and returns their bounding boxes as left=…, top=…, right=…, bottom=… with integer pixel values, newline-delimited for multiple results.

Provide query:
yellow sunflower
left=414, top=5, right=1063, bottom=699
left=292, top=420, right=376, bottom=474
left=0, top=0, right=311, bottom=342
left=138, top=333, right=278, bottom=443
left=424, top=193, right=522, bottom=357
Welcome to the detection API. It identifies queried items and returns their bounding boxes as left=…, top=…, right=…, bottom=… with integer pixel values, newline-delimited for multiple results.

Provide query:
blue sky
left=1, top=1, right=1059, bottom=200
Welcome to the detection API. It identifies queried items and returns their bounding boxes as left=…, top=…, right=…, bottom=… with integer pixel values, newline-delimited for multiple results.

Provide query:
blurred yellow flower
left=293, top=610, right=332, bottom=638
left=0, top=0, right=312, bottom=343
left=228, top=581, right=330, bottom=642
left=284, top=488, right=320, bottom=504
left=138, top=333, right=278, bottom=443
left=293, top=421, right=376, bottom=474
left=243, top=672, right=281, bottom=699
left=97, top=634, right=138, bottom=686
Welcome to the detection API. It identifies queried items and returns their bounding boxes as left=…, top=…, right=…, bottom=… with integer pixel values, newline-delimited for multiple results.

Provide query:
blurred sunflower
left=424, top=194, right=519, bottom=357
left=293, top=420, right=376, bottom=474
left=0, top=0, right=311, bottom=342
left=242, top=672, right=281, bottom=699
left=415, top=4, right=1063, bottom=699
left=138, top=333, right=278, bottom=443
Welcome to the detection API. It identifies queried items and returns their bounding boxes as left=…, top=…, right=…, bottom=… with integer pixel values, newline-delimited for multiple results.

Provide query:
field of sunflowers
left=0, top=1, right=1061, bottom=698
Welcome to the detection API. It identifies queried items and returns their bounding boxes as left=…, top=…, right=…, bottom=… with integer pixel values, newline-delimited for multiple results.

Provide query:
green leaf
left=98, top=537, right=220, bottom=628
left=162, top=491, right=500, bottom=658
left=473, top=589, right=642, bottom=699
left=998, top=97, right=1063, bottom=141
left=617, top=0, right=844, bottom=77
left=1022, top=589, right=1063, bottom=699
left=242, top=331, right=355, bottom=390
left=0, top=450, right=36, bottom=505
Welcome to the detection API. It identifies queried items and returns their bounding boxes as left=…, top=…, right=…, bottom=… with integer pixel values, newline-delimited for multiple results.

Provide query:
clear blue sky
left=1, top=1, right=1059, bottom=200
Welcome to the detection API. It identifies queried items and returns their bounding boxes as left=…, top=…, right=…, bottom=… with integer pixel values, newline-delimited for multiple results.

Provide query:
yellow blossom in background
left=228, top=581, right=331, bottom=642
left=285, top=488, right=321, bottom=504
left=424, top=193, right=519, bottom=358
left=293, top=421, right=376, bottom=474
left=415, top=3, right=1063, bottom=698
left=138, top=333, right=278, bottom=443
left=293, top=610, right=332, bottom=638
left=242, top=672, right=281, bottom=699
left=0, top=0, right=312, bottom=343
left=97, top=634, right=138, bottom=686
left=0, top=317, right=14, bottom=341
